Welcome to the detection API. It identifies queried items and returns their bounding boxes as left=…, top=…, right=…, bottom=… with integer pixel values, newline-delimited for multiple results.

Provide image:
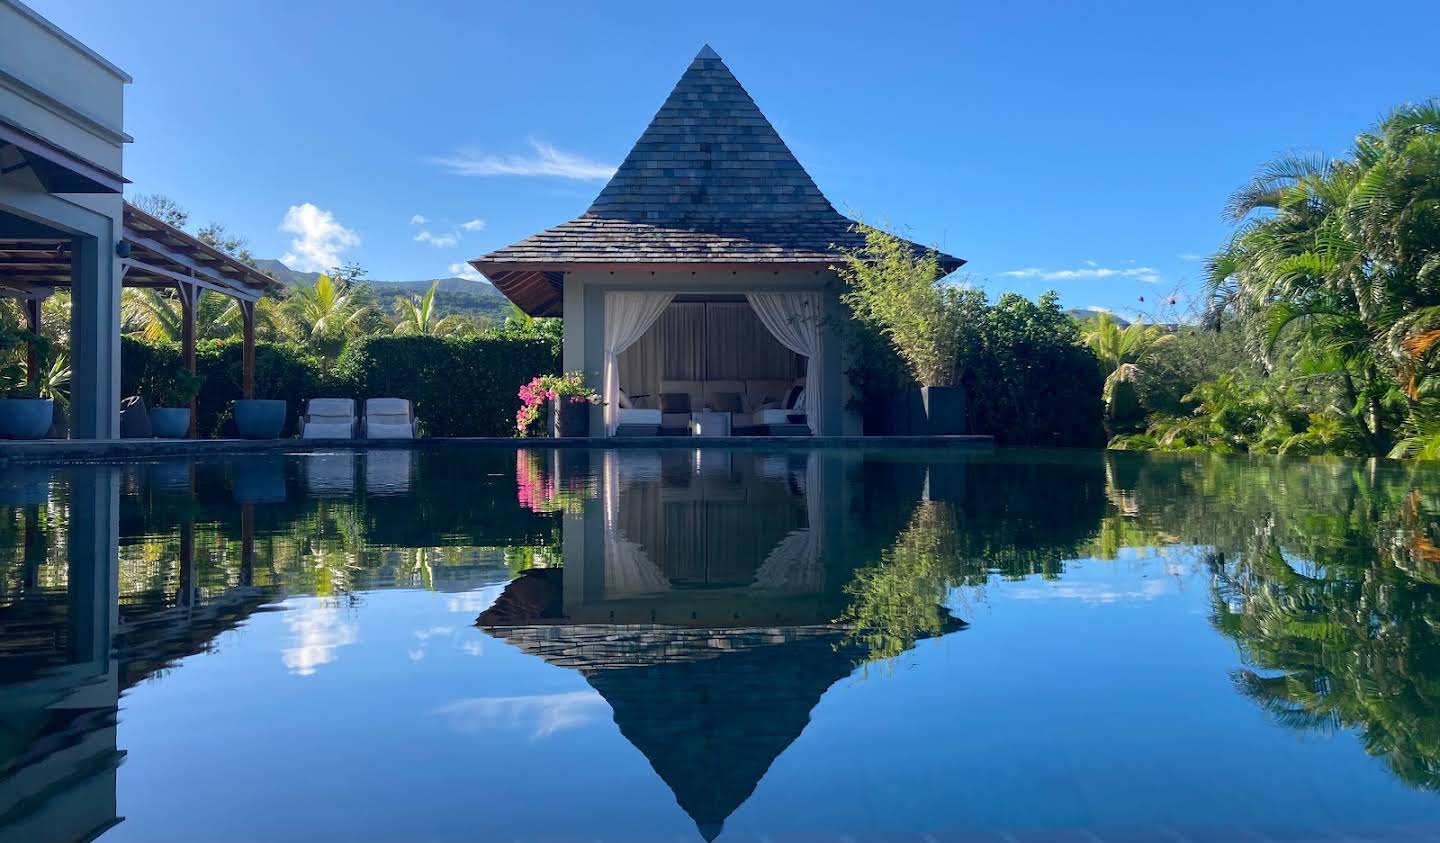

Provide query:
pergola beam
left=118, top=257, right=261, bottom=301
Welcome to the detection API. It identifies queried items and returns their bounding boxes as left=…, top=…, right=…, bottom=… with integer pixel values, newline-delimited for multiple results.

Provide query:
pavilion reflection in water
left=0, top=449, right=969, bottom=843
left=480, top=450, right=965, bottom=840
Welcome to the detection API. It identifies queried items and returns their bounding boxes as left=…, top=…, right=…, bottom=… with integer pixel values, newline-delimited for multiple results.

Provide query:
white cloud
left=433, top=691, right=610, bottom=740
left=279, top=203, right=360, bottom=272
left=1081, top=305, right=1113, bottom=313
left=1007, top=578, right=1170, bottom=604
left=410, top=214, right=428, bottom=225
left=460, top=218, right=486, bottom=232
left=1001, top=265, right=1163, bottom=284
left=432, top=140, right=617, bottom=181
left=1178, top=253, right=1202, bottom=262
left=449, top=262, right=486, bottom=282
left=281, top=599, right=359, bottom=676
left=414, top=229, right=460, bottom=248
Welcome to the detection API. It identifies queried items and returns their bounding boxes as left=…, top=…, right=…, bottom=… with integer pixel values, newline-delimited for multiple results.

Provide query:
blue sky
left=29, top=0, right=1440, bottom=318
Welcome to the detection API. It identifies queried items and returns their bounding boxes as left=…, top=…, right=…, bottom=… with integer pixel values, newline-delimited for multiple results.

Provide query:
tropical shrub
left=835, top=223, right=985, bottom=387
left=1081, top=312, right=1174, bottom=436
left=1203, top=99, right=1440, bottom=457
left=845, top=290, right=1103, bottom=445
left=963, top=292, right=1105, bottom=447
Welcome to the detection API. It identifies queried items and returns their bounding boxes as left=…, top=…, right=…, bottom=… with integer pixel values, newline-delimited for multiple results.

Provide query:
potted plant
left=0, top=326, right=59, bottom=440
left=836, top=223, right=983, bottom=435
left=233, top=396, right=288, bottom=439
left=0, top=368, right=54, bottom=440
left=516, top=372, right=601, bottom=438
left=147, top=369, right=204, bottom=438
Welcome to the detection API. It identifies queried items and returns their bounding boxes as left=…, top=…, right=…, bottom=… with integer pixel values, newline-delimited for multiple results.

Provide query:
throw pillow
left=660, top=392, right=691, bottom=414
left=783, top=384, right=804, bottom=410
left=712, top=392, right=742, bottom=413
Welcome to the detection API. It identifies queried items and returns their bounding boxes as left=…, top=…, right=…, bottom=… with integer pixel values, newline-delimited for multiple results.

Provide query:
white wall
left=0, top=0, right=127, bottom=439
left=0, top=0, right=130, bottom=172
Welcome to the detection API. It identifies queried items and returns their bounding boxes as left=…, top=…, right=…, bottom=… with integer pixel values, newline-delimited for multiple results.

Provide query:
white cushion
left=753, top=408, right=804, bottom=426
left=366, top=397, right=411, bottom=414
left=365, top=421, right=414, bottom=439
left=301, top=421, right=354, bottom=439
left=618, top=407, right=661, bottom=425
left=617, top=390, right=633, bottom=410
left=307, top=398, right=356, bottom=418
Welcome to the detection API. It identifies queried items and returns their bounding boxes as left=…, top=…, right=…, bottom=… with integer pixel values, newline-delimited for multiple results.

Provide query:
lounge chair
left=363, top=398, right=419, bottom=439
left=299, top=398, right=357, bottom=439
left=615, top=390, right=661, bottom=436
left=734, top=378, right=808, bottom=432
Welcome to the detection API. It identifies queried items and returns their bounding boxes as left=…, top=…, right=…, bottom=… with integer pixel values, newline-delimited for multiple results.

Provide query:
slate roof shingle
left=473, top=45, right=962, bottom=316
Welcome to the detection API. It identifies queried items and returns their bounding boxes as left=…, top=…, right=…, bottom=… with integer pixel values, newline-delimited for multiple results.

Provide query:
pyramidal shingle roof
left=473, top=45, right=962, bottom=316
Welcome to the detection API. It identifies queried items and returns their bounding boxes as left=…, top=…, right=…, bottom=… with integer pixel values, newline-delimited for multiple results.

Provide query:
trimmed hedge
left=121, top=332, right=559, bottom=438
left=331, top=334, right=560, bottom=437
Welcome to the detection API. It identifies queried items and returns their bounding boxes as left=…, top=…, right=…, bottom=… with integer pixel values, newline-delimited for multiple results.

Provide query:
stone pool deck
left=0, top=434, right=994, bottom=463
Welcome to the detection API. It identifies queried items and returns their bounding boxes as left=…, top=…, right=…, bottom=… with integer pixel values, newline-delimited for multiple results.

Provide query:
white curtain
left=753, top=451, right=825, bottom=591
left=604, top=292, right=675, bottom=434
left=746, top=292, right=824, bottom=434
left=602, top=452, right=669, bottom=595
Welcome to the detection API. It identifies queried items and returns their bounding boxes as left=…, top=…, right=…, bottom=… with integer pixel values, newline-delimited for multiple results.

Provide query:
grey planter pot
left=149, top=407, right=191, bottom=439
left=0, top=398, right=55, bottom=440
left=919, top=386, right=967, bottom=435
left=549, top=400, right=591, bottom=437
left=233, top=399, right=287, bottom=439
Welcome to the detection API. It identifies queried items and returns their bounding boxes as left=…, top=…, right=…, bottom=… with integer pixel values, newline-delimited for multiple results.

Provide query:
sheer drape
left=745, top=292, right=824, bottom=433
left=602, top=451, right=669, bottom=594
left=604, top=292, right=674, bottom=434
left=753, top=451, right=825, bottom=591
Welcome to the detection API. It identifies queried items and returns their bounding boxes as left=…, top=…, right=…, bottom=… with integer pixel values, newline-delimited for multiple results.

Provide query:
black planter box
left=549, top=401, right=591, bottom=437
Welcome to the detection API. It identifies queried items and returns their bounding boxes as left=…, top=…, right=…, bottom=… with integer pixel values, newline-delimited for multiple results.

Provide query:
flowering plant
left=516, top=372, right=601, bottom=436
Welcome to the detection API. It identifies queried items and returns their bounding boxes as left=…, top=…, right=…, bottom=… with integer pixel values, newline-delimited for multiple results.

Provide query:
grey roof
left=473, top=46, right=961, bottom=313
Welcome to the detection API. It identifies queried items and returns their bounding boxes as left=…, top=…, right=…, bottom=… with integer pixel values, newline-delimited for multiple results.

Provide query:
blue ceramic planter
left=233, top=399, right=287, bottom=439
left=149, top=407, right=191, bottom=439
left=0, top=398, right=54, bottom=439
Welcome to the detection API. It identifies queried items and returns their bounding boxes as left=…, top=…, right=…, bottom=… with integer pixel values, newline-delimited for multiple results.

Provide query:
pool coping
left=0, top=434, right=994, bottom=464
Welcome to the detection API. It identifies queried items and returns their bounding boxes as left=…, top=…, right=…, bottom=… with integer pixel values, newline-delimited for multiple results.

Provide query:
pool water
left=3, top=447, right=1440, bottom=842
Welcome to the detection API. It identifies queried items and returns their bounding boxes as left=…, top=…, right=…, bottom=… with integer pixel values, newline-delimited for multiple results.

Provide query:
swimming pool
left=2, top=446, right=1439, bottom=842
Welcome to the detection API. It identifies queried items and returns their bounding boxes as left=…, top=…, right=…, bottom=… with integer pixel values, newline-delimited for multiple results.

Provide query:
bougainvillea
left=516, top=372, right=600, bottom=437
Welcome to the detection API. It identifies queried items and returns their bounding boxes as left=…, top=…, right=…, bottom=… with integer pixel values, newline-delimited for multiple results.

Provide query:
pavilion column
left=175, top=281, right=197, bottom=437
left=22, top=296, right=41, bottom=382
left=240, top=299, right=256, bottom=399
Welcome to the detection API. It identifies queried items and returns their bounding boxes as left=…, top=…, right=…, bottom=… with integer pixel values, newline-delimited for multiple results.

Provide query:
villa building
left=0, top=0, right=274, bottom=440
left=474, top=46, right=962, bottom=437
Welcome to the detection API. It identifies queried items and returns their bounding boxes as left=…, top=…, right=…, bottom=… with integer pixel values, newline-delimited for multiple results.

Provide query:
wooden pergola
left=0, top=201, right=278, bottom=435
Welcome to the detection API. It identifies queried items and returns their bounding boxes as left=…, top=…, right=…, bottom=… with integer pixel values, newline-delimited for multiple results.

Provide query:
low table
left=688, top=411, right=731, bottom=437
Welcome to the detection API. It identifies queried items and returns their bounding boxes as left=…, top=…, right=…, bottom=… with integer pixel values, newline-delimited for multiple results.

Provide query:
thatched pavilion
left=472, top=46, right=962, bottom=436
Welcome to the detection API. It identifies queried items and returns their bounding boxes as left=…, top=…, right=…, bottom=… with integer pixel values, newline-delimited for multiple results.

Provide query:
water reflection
left=2, top=449, right=1440, bottom=840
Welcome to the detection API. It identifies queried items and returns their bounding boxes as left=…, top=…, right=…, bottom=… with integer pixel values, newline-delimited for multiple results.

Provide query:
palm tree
left=279, top=273, right=375, bottom=357
left=1082, top=312, right=1173, bottom=436
left=391, top=281, right=461, bottom=337
left=1206, top=100, right=1440, bottom=455
left=120, top=289, right=239, bottom=342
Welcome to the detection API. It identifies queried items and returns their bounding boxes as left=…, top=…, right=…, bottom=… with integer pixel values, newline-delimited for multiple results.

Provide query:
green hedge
left=331, top=334, right=560, bottom=437
left=122, top=336, right=330, bottom=436
left=844, top=292, right=1104, bottom=446
left=122, top=332, right=559, bottom=438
